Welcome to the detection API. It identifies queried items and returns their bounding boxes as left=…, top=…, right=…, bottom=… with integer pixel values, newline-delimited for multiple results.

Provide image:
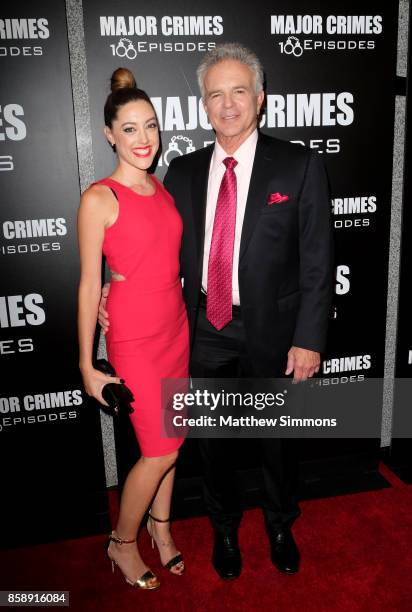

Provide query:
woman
left=77, top=67, right=188, bottom=590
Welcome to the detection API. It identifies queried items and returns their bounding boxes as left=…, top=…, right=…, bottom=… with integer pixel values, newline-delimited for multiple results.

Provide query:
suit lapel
left=239, top=134, right=273, bottom=262
left=191, top=145, right=214, bottom=272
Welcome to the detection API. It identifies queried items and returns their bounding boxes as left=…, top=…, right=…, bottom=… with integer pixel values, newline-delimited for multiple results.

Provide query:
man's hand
left=98, top=282, right=111, bottom=334
left=285, top=346, right=320, bottom=382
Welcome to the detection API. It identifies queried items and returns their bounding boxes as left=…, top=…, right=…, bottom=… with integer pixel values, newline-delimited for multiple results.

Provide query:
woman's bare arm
left=77, top=185, right=122, bottom=403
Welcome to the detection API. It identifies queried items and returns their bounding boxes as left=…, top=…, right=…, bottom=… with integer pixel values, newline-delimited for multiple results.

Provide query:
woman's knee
left=159, top=449, right=178, bottom=468
left=142, top=449, right=178, bottom=470
left=165, top=449, right=179, bottom=465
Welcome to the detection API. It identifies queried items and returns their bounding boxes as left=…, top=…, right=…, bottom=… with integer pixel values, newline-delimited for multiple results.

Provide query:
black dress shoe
left=212, top=531, right=242, bottom=579
left=269, top=528, right=300, bottom=574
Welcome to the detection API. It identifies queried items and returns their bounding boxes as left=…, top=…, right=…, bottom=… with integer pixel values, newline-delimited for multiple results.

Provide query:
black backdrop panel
left=0, top=1, right=109, bottom=546
left=82, top=1, right=398, bottom=507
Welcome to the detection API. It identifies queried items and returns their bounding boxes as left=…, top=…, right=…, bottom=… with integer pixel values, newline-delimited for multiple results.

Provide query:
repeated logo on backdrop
left=270, top=14, right=383, bottom=57
left=0, top=217, right=68, bottom=256
left=332, top=195, right=377, bottom=230
left=0, top=103, right=26, bottom=140
left=0, top=17, right=50, bottom=57
left=0, top=388, right=83, bottom=432
left=100, top=14, right=223, bottom=57
left=150, top=89, right=356, bottom=167
left=0, top=292, right=46, bottom=356
left=0, top=101, right=26, bottom=174
left=319, top=353, right=373, bottom=388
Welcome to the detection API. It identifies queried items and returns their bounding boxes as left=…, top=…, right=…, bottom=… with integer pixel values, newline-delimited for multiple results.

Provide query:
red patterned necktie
left=207, top=156, right=238, bottom=330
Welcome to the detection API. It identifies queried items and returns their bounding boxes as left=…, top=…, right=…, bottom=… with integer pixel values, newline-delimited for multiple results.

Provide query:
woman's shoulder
left=80, top=182, right=116, bottom=215
left=83, top=180, right=115, bottom=199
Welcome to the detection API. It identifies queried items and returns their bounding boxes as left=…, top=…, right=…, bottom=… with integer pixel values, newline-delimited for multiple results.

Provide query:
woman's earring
left=111, top=143, right=116, bottom=153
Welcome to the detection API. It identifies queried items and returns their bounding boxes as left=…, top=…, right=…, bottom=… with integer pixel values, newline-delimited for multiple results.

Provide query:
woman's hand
left=80, top=366, right=123, bottom=406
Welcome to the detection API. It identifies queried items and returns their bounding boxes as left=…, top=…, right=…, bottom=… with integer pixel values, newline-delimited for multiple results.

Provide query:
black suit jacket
left=164, top=132, right=334, bottom=376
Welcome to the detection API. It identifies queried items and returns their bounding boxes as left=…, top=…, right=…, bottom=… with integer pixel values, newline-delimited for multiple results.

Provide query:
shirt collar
left=210, top=129, right=258, bottom=174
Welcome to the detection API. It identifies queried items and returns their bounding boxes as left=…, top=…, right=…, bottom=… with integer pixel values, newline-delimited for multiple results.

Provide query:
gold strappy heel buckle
left=106, top=531, right=160, bottom=590
left=147, top=513, right=185, bottom=575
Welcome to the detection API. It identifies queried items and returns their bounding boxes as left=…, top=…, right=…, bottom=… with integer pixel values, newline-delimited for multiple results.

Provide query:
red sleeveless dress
left=96, top=176, right=188, bottom=457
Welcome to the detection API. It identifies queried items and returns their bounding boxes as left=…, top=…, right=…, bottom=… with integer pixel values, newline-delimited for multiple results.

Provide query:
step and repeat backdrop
left=82, top=0, right=399, bottom=476
left=0, top=0, right=404, bottom=542
left=83, top=0, right=397, bottom=378
left=0, top=1, right=109, bottom=546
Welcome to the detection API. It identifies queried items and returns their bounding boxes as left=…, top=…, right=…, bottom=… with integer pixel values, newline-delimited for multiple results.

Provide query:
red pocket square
left=267, top=192, right=290, bottom=205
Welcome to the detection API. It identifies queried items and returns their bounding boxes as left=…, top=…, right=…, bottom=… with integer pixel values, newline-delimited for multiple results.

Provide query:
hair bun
left=110, top=67, right=137, bottom=92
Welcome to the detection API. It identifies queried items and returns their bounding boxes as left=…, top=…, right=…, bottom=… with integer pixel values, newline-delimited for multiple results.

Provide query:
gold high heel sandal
left=147, top=513, right=185, bottom=575
left=106, top=531, right=160, bottom=590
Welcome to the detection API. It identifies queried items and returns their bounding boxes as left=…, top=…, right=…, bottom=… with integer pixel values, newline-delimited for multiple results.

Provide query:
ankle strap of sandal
left=148, top=512, right=170, bottom=523
left=109, top=532, right=136, bottom=545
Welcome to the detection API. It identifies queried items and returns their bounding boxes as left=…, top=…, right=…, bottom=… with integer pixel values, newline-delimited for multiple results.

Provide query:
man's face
left=202, top=59, right=264, bottom=146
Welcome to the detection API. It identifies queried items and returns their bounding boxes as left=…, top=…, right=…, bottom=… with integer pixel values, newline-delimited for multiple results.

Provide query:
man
left=100, top=43, right=333, bottom=579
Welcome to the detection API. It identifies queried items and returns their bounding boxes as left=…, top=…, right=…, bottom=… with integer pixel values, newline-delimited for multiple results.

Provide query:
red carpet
left=1, top=463, right=412, bottom=612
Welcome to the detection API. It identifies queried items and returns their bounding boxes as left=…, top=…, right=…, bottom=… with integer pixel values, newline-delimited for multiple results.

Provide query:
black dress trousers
left=190, top=295, right=301, bottom=535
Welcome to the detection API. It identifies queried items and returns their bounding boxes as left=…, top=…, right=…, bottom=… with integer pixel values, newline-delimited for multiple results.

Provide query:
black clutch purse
left=93, top=358, right=135, bottom=417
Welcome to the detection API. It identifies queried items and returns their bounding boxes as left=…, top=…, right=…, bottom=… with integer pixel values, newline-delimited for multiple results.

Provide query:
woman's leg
left=148, top=465, right=184, bottom=574
left=108, top=450, right=178, bottom=582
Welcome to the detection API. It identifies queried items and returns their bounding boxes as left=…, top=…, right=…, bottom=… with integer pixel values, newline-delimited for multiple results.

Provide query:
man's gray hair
left=197, top=42, right=264, bottom=98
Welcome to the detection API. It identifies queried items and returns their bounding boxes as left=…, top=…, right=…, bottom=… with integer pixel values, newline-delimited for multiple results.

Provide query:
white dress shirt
left=202, top=129, right=258, bottom=306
